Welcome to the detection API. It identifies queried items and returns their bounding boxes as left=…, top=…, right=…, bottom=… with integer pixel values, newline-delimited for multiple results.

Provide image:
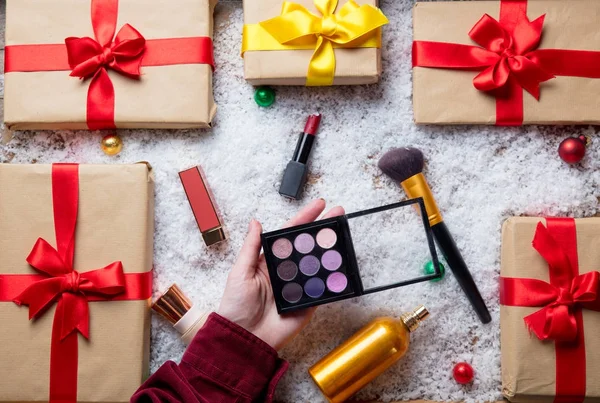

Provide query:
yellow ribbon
left=242, top=0, right=389, bottom=86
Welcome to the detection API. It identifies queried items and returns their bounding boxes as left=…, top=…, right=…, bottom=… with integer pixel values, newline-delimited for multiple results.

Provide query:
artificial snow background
left=2, top=1, right=599, bottom=402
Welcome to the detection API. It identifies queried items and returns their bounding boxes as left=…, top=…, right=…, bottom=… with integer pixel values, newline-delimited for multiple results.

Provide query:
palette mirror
left=261, top=198, right=441, bottom=314
left=348, top=202, right=433, bottom=290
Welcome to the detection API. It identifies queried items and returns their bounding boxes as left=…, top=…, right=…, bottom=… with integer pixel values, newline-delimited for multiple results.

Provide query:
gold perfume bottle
left=309, top=305, right=429, bottom=403
left=152, top=284, right=210, bottom=345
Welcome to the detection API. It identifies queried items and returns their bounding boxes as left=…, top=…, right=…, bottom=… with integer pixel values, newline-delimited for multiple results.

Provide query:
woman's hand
left=217, top=199, right=345, bottom=351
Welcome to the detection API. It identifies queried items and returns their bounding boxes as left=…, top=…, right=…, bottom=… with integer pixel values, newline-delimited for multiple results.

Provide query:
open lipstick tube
left=279, top=113, right=321, bottom=199
left=151, top=284, right=210, bottom=345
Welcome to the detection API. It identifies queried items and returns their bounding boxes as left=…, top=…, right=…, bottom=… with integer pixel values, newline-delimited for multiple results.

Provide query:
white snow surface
left=2, top=1, right=599, bottom=402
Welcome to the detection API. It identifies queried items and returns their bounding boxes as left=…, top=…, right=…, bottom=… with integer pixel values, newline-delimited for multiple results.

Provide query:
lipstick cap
left=151, top=284, right=192, bottom=325
left=279, top=161, right=308, bottom=200
left=179, top=166, right=226, bottom=247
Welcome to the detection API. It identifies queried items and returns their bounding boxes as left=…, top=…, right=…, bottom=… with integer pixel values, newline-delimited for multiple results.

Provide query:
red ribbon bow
left=65, top=1, right=147, bottom=130
left=412, top=0, right=600, bottom=125
left=4, top=0, right=215, bottom=130
left=66, top=23, right=145, bottom=80
left=469, top=13, right=554, bottom=99
left=501, top=222, right=600, bottom=342
left=500, top=218, right=600, bottom=402
left=15, top=237, right=126, bottom=340
left=0, top=164, right=153, bottom=403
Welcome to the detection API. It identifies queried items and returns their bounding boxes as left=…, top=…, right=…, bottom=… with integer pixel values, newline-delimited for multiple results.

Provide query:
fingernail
left=248, top=219, right=255, bottom=231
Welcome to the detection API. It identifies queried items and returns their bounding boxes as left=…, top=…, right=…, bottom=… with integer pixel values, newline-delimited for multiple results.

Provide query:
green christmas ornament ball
left=424, top=260, right=445, bottom=282
left=254, top=86, right=276, bottom=107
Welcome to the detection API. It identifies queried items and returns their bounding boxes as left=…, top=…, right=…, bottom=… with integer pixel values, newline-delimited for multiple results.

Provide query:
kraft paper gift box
left=0, top=163, right=154, bottom=403
left=500, top=217, right=600, bottom=402
left=413, top=1, right=600, bottom=125
left=4, top=0, right=217, bottom=130
left=242, top=0, right=388, bottom=86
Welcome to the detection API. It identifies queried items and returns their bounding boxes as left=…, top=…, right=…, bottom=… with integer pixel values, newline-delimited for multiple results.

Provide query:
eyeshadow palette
left=261, top=198, right=441, bottom=313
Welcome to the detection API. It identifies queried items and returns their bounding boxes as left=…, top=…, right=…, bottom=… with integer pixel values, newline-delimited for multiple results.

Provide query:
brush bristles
left=378, top=147, right=424, bottom=183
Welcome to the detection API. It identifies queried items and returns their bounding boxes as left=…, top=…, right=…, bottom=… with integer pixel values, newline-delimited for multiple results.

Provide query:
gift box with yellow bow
left=500, top=217, right=600, bottom=402
left=413, top=0, right=600, bottom=126
left=4, top=0, right=217, bottom=130
left=242, top=0, right=388, bottom=86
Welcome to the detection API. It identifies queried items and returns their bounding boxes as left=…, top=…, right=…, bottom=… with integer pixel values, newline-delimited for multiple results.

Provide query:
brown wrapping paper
left=4, top=0, right=217, bottom=130
left=500, top=217, right=600, bottom=403
left=243, top=0, right=382, bottom=85
left=0, top=164, right=154, bottom=403
left=413, top=1, right=600, bottom=125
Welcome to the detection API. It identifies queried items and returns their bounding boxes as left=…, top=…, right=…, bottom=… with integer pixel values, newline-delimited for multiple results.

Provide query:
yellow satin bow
left=242, top=0, right=388, bottom=86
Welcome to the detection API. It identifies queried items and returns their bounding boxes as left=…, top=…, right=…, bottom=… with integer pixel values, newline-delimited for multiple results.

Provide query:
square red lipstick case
left=179, top=166, right=226, bottom=247
left=261, top=198, right=442, bottom=313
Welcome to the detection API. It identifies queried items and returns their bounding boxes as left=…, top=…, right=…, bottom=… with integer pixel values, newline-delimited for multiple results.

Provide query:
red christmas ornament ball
left=558, top=135, right=587, bottom=164
left=453, top=362, right=474, bottom=385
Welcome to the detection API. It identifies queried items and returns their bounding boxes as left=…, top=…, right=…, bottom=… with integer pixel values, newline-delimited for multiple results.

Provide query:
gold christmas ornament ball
left=101, top=134, right=123, bottom=155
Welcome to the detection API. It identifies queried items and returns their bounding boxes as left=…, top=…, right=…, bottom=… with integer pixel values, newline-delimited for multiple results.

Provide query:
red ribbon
left=0, top=164, right=152, bottom=403
left=500, top=218, right=600, bottom=402
left=4, top=0, right=214, bottom=130
left=412, top=0, right=600, bottom=125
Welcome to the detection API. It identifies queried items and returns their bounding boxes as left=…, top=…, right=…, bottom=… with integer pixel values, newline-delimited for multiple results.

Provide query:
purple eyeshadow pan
left=282, top=282, right=303, bottom=303
left=304, top=277, right=325, bottom=298
left=272, top=238, right=293, bottom=259
left=327, top=272, right=348, bottom=293
left=299, top=255, right=320, bottom=276
left=277, top=261, right=298, bottom=281
left=321, top=250, right=342, bottom=271
left=294, top=233, right=315, bottom=254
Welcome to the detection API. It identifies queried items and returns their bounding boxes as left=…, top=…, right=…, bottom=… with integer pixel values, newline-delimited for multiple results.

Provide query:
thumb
left=232, top=219, right=263, bottom=278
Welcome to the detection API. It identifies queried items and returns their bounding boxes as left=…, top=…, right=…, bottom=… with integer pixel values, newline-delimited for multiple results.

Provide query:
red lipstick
left=179, top=166, right=226, bottom=247
left=279, top=113, right=321, bottom=199
left=304, top=113, right=321, bottom=135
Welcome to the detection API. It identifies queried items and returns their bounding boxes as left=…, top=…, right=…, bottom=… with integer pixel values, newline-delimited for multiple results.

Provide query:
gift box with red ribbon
left=4, top=0, right=217, bottom=130
left=413, top=0, right=600, bottom=126
left=500, top=217, right=600, bottom=402
left=0, top=163, right=154, bottom=403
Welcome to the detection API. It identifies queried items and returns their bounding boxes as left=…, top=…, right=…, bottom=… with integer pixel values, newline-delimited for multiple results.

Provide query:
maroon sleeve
left=131, top=313, right=289, bottom=403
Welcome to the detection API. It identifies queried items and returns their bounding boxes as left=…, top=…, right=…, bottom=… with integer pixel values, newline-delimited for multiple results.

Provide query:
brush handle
left=431, top=222, right=491, bottom=324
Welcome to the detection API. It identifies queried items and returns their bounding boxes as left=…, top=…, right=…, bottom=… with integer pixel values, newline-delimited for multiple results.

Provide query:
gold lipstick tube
left=151, top=284, right=210, bottom=345
left=401, top=173, right=443, bottom=226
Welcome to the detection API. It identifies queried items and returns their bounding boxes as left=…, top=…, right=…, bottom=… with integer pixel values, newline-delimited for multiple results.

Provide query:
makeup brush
left=378, top=147, right=491, bottom=324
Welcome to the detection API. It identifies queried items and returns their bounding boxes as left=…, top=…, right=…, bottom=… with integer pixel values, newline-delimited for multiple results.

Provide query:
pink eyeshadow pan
left=272, top=238, right=293, bottom=259
left=327, top=272, right=348, bottom=293
left=316, top=228, right=337, bottom=249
